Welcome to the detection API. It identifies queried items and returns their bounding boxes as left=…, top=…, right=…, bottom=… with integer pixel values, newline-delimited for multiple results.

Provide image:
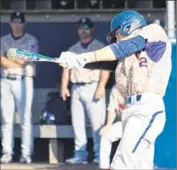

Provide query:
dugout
left=0, top=1, right=176, bottom=167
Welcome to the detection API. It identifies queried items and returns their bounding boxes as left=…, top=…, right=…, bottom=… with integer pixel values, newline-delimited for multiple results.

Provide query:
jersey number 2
left=139, top=57, right=147, bottom=67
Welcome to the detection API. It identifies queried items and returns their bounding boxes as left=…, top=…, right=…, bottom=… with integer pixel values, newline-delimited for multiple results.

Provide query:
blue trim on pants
left=132, top=111, right=163, bottom=153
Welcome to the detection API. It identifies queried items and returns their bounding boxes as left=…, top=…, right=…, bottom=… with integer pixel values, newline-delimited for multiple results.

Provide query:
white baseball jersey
left=115, top=24, right=172, bottom=100
left=0, top=33, right=39, bottom=77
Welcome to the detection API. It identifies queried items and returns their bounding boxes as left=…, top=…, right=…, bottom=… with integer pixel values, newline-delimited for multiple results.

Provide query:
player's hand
left=58, top=51, right=88, bottom=69
left=60, top=87, right=70, bottom=101
left=94, top=85, right=105, bottom=101
left=100, top=125, right=111, bottom=136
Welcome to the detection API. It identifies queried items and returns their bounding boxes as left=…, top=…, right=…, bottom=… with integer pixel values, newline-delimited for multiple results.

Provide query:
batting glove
left=57, top=51, right=88, bottom=69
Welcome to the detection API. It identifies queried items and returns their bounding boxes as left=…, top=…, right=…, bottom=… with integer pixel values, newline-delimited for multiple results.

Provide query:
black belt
left=74, top=82, right=94, bottom=86
left=75, top=83, right=88, bottom=86
left=2, top=75, right=25, bottom=80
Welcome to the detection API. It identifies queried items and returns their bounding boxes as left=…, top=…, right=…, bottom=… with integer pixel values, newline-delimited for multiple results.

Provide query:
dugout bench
left=0, top=124, right=92, bottom=164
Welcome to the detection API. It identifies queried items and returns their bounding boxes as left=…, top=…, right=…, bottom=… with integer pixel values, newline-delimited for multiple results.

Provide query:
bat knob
left=6, top=48, right=18, bottom=59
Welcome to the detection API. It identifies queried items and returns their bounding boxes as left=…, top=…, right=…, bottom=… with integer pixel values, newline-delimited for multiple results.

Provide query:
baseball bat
left=7, top=48, right=59, bottom=63
left=7, top=48, right=118, bottom=71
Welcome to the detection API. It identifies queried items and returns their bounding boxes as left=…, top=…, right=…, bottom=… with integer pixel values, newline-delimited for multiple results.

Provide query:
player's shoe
left=93, top=158, right=99, bottom=164
left=0, top=153, right=12, bottom=163
left=19, top=155, right=32, bottom=164
left=65, top=156, right=88, bottom=164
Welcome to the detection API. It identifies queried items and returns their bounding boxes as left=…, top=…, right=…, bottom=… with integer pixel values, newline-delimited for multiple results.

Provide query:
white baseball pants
left=1, top=77, right=34, bottom=156
left=100, top=121, right=123, bottom=169
left=71, top=82, right=106, bottom=159
left=110, top=93, right=166, bottom=169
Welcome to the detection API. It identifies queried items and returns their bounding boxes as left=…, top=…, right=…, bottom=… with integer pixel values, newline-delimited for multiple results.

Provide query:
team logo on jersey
left=30, top=44, right=37, bottom=50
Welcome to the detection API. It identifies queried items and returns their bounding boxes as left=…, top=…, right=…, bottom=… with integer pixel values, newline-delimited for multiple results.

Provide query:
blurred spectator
left=0, top=12, right=39, bottom=163
left=60, top=17, right=110, bottom=164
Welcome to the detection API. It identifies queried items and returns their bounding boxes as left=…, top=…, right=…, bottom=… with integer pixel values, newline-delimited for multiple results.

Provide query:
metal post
left=166, top=1, right=176, bottom=39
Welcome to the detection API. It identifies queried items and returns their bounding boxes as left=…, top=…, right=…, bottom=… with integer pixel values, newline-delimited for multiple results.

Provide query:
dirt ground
left=1, top=163, right=100, bottom=170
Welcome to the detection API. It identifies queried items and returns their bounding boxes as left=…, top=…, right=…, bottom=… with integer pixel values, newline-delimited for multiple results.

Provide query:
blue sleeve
left=145, top=41, right=166, bottom=62
left=109, top=35, right=146, bottom=59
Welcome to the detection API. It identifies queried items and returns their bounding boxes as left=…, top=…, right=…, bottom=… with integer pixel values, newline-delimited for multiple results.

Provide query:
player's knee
left=1, top=118, right=13, bottom=125
left=20, top=118, right=32, bottom=126
left=1, top=123, right=13, bottom=130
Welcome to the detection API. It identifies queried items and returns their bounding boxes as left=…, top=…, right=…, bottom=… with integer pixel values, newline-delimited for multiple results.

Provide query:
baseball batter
left=0, top=12, right=38, bottom=163
left=58, top=10, right=172, bottom=169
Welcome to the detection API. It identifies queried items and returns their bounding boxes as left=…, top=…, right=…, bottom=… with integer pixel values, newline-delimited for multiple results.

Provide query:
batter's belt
left=119, top=94, right=142, bottom=110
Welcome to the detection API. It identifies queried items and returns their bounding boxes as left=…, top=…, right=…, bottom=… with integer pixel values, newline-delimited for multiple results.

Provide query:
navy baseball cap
left=78, top=17, right=94, bottom=29
left=10, top=12, right=25, bottom=23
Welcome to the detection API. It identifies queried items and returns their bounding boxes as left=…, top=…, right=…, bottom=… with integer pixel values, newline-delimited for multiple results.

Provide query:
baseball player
left=58, top=10, right=172, bottom=169
left=0, top=12, right=39, bottom=163
left=61, top=18, right=110, bottom=164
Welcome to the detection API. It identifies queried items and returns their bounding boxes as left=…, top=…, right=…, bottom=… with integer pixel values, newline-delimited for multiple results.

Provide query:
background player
left=61, top=17, right=110, bottom=164
left=0, top=12, right=39, bottom=163
left=58, top=10, right=172, bottom=169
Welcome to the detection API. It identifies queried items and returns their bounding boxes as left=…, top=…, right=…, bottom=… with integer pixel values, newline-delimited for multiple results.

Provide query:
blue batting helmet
left=106, top=10, right=147, bottom=43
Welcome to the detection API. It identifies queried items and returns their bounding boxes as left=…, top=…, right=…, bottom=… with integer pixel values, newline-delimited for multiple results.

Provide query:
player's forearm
left=97, top=70, right=110, bottom=88
left=106, top=85, right=119, bottom=125
left=1, top=56, right=21, bottom=68
left=61, top=68, right=70, bottom=88
left=86, top=46, right=116, bottom=63
left=106, top=111, right=116, bottom=126
left=13, top=59, right=28, bottom=66
left=84, top=35, right=146, bottom=63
